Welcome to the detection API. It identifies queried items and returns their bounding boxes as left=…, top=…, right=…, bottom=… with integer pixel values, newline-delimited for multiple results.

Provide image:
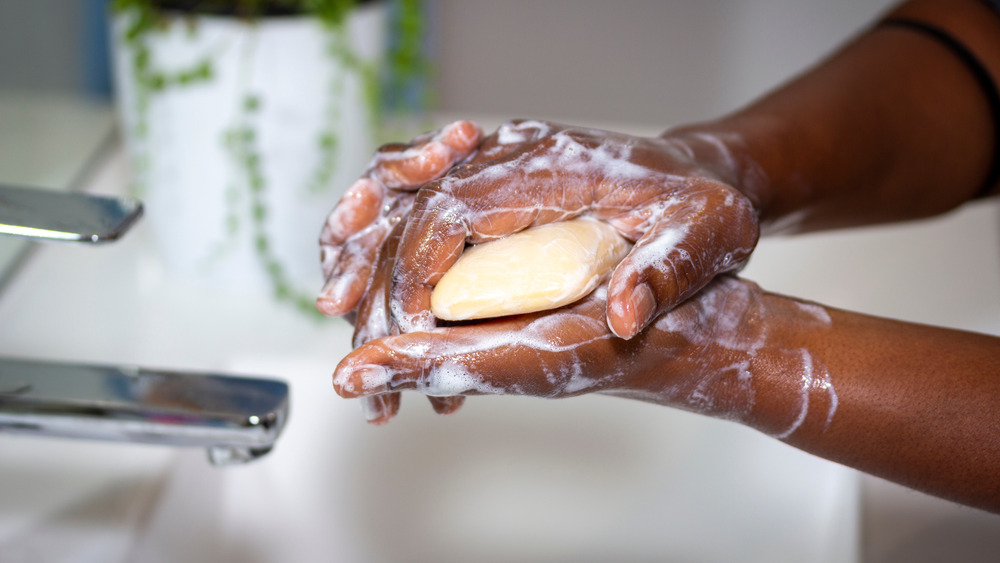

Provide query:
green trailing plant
left=110, top=0, right=429, bottom=315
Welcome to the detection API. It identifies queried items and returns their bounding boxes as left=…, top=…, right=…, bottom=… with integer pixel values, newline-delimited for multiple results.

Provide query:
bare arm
left=671, top=0, right=1000, bottom=233
left=751, top=293, right=1000, bottom=512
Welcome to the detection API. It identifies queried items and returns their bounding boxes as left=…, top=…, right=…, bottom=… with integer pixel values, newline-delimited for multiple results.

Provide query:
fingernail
left=323, top=179, right=375, bottom=240
left=627, top=283, right=657, bottom=338
left=345, top=177, right=374, bottom=198
left=316, top=282, right=345, bottom=317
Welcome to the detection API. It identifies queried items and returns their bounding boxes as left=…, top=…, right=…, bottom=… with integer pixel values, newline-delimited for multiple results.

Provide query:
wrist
left=654, top=278, right=840, bottom=437
left=644, top=277, right=831, bottom=432
left=663, top=0, right=1000, bottom=233
left=742, top=293, right=840, bottom=439
left=660, top=115, right=805, bottom=231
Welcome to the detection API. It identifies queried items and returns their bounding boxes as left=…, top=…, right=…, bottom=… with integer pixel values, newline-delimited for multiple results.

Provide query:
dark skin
left=318, top=0, right=1000, bottom=511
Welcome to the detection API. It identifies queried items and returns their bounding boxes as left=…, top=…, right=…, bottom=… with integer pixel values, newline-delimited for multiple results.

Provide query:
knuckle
left=413, top=180, right=468, bottom=221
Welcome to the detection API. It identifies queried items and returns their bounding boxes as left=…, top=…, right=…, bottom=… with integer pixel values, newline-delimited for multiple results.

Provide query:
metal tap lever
left=0, top=183, right=142, bottom=243
left=0, top=358, right=289, bottom=465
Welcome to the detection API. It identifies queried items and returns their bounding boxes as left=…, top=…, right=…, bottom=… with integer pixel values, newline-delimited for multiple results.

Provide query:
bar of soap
left=431, top=217, right=630, bottom=321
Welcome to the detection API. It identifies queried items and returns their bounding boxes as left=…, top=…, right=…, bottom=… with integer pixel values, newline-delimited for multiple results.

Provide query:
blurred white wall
left=430, top=0, right=899, bottom=127
left=0, top=1, right=900, bottom=123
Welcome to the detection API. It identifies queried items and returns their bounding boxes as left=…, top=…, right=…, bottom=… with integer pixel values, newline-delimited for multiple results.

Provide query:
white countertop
left=1, top=111, right=999, bottom=561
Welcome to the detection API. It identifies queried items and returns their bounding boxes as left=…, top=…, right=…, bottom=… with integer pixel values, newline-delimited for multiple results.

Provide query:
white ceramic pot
left=111, top=4, right=386, bottom=304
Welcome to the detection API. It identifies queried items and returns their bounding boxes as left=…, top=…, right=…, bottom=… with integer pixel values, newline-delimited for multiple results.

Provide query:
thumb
left=605, top=191, right=758, bottom=339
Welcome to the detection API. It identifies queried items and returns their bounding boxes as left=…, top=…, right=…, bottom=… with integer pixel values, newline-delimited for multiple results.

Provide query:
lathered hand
left=317, top=120, right=481, bottom=422
left=387, top=120, right=760, bottom=339
left=335, top=275, right=836, bottom=440
left=317, top=120, right=481, bottom=317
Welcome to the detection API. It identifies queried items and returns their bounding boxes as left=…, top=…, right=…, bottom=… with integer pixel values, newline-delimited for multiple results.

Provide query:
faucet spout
left=0, top=183, right=143, bottom=243
left=0, top=186, right=290, bottom=466
left=0, top=357, right=289, bottom=466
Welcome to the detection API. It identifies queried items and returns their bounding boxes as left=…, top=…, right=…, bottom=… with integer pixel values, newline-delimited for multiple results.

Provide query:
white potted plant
left=109, top=0, right=428, bottom=313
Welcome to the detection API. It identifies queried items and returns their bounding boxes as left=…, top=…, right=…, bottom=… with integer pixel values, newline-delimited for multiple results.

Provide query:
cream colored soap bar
left=431, top=217, right=631, bottom=321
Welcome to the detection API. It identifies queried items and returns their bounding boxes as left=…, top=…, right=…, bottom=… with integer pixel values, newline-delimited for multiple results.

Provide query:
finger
left=351, top=218, right=400, bottom=346
left=355, top=258, right=469, bottom=419
left=427, top=395, right=466, bottom=415
left=370, top=121, right=482, bottom=189
left=319, top=178, right=384, bottom=278
left=332, top=330, right=510, bottom=398
left=388, top=184, right=471, bottom=333
left=319, top=122, right=480, bottom=282
left=388, top=154, right=591, bottom=332
left=357, top=214, right=469, bottom=417
left=316, top=221, right=389, bottom=317
left=317, top=192, right=415, bottom=317
left=372, top=141, right=453, bottom=188
left=605, top=188, right=759, bottom=339
left=469, top=119, right=555, bottom=162
left=439, top=119, right=481, bottom=155
left=350, top=222, right=403, bottom=423
left=359, top=394, right=401, bottom=425
left=352, top=221, right=467, bottom=422
left=334, top=297, right=615, bottom=399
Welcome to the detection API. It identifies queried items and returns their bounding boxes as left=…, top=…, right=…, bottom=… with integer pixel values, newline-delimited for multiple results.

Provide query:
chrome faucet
left=0, top=357, right=289, bottom=465
left=0, top=184, right=290, bottom=465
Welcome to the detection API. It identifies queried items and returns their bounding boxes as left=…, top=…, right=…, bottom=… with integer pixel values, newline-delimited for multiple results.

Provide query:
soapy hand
left=317, top=120, right=482, bottom=422
left=317, top=119, right=761, bottom=422
left=385, top=119, right=761, bottom=339
left=335, top=276, right=757, bottom=410
left=317, top=120, right=482, bottom=318
left=334, top=274, right=835, bottom=439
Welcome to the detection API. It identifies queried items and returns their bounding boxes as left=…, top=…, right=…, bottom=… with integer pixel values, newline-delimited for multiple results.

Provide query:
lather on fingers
left=603, top=181, right=759, bottom=339
left=334, top=275, right=811, bottom=428
left=385, top=120, right=762, bottom=338
left=348, top=213, right=465, bottom=423
left=316, top=120, right=482, bottom=319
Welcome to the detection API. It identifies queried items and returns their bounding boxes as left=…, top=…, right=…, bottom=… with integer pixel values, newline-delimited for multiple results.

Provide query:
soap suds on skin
left=360, top=395, right=392, bottom=422
left=335, top=303, right=615, bottom=398
left=649, top=277, right=837, bottom=431
left=651, top=277, right=765, bottom=422
left=772, top=349, right=837, bottom=439
left=319, top=120, right=483, bottom=323
left=339, top=276, right=839, bottom=439
left=333, top=121, right=822, bottom=429
left=420, top=361, right=509, bottom=396
left=390, top=122, right=745, bottom=333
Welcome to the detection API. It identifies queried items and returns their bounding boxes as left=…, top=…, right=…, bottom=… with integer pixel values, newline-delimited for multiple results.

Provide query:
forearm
left=746, top=294, right=1000, bottom=512
left=665, top=0, right=1000, bottom=233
